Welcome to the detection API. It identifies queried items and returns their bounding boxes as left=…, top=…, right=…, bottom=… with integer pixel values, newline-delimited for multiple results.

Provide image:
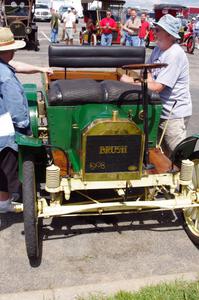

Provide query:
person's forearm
left=120, top=74, right=165, bottom=93
left=146, top=72, right=165, bottom=92
left=10, top=61, right=43, bottom=74
left=123, top=25, right=129, bottom=32
left=147, top=81, right=165, bottom=93
left=128, top=25, right=139, bottom=31
left=9, top=61, right=53, bottom=75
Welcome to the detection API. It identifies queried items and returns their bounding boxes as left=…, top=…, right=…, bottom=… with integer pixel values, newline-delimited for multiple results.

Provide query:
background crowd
left=48, top=6, right=199, bottom=50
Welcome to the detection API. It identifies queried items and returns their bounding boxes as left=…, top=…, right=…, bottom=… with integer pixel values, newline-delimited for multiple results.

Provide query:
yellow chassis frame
left=13, top=172, right=199, bottom=217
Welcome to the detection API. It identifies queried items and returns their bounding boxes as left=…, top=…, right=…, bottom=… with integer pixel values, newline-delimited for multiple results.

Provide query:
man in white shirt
left=62, top=7, right=76, bottom=45
left=121, top=14, right=192, bottom=157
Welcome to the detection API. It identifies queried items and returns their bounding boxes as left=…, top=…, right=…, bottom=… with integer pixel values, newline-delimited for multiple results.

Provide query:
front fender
left=16, top=132, right=42, bottom=147
left=23, top=83, right=38, bottom=138
left=171, top=134, right=199, bottom=167
left=16, top=133, right=45, bottom=182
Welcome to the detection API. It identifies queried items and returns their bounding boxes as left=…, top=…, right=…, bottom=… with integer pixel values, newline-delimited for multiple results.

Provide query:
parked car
left=0, top=0, right=39, bottom=51
left=14, top=45, right=199, bottom=262
left=34, top=3, right=51, bottom=22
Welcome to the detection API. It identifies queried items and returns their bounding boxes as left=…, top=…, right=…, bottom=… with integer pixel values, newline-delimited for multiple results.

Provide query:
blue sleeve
left=1, top=78, right=29, bottom=128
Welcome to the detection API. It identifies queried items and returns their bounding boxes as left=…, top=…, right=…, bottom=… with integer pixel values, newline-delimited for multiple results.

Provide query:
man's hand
left=40, top=67, right=54, bottom=75
left=120, top=74, right=135, bottom=84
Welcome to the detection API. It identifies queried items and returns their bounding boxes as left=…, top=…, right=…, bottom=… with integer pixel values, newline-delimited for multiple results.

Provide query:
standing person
left=0, top=27, right=30, bottom=212
left=120, top=7, right=131, bottom=45
left=123, top=8, right=141, bottom=46
left=72, top=8, right=79, bottom=25
left=193, top=15, right=199, bottom=49
left=188, top=17, right=195, bottom=33
left=121, top=14, right=192, bottom=158
left=176, top=14, right=186, bottom=43
left=50, top=9, right=59, bottom=43
left=62, top=7, right=76, bottom=45
left=138, top=12, right=150, bottom=46
left=86, top=14, right=96, bottom=45
left=99, top=10, right=116, bottom=46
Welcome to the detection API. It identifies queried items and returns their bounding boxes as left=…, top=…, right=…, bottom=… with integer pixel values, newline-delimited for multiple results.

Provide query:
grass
left=77, top=280, right=199, bottom=300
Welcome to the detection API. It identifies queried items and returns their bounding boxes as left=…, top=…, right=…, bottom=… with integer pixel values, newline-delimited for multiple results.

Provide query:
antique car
left=80, top=5, right=124, bottom=45
left=14, top=45, right=199, bottom=262
left=153, top=3, right=188, bottom=21
left=0, top=0, right=39, bottom=50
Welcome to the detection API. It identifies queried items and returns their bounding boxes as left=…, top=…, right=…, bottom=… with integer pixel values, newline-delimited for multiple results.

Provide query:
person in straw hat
left=0, top=27, right=52, bottom=213
left=121, top=14, right=192, bottom=158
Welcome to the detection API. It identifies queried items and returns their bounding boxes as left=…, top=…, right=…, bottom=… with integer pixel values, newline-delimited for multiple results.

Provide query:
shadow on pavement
left=0, top=212, right=23, bottom=231
left=41, top=209, right=183, bottom=241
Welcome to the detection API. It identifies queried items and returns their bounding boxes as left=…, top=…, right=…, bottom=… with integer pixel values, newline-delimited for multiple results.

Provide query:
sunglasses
left=154, top=27, right=164, bottom=33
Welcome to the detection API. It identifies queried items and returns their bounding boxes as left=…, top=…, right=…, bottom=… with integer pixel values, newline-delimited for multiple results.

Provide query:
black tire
left=35, top=45, right=40, bottom=52
left=183, top=151, right=199, bottom=245
left=23, top=155, right=40, bottom=259
left=187, top=36, right=195, bottom=54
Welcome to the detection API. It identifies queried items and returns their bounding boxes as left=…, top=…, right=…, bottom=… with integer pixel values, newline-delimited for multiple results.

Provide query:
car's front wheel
left=23, top=155, right=40, bottom=260
left=183, top=151, right=199, bottom=245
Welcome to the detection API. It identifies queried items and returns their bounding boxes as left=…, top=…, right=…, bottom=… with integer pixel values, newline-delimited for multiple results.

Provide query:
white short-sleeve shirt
left=147, top=43, right=192, bottom=119
left=62, top=12, right=76, bottom=28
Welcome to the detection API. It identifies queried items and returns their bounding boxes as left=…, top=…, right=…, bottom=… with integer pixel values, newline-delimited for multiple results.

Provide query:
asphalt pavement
left=0, top=21, right=199, bottom=298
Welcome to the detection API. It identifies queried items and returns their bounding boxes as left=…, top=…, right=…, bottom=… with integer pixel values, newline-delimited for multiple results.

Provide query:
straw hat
left=0, top=27, right=26, bottom=51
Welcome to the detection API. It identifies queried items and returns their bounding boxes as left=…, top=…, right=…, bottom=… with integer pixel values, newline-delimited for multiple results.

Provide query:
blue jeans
left=126, top=35, right=140, bottom=47
left=139, top=38, right=145, bottom=47
left=101, top=33, right=113, bottom=46
left=51, top=28, right=58, bottom=43
left=120, top=30, right=128, bottom=45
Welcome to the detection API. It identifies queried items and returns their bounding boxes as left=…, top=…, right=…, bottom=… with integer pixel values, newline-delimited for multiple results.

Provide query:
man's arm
left=2, top=79, right=29, bottom=128
left=120, top=73, right=165, bottom=93
left=9, top=61, right=53, bottom=75
left=109, top=20, right=117, bottom=31
left=99, top=19, right=106, bottom=30
left=123, top=19, right=130, bottom=32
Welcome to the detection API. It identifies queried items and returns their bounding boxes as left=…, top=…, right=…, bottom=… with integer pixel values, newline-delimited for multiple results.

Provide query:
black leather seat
left=48, top=45, right=160, bottom=106
left=101, top=80, right=161, bottom=104
left=48, top=79, right=161, bottom=106
left=48, top=79, right=105, bottom=106
left=49, top=45, right=145, bottom=68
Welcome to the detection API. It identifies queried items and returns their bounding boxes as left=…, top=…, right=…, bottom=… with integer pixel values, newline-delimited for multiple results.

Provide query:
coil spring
left=180, top=159, right=194, bottom=182
left=46, top=164, right=60, bottom=189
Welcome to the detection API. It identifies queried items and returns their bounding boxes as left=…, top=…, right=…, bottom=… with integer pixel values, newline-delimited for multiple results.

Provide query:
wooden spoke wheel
left=183, top=151, right=199, bottom=245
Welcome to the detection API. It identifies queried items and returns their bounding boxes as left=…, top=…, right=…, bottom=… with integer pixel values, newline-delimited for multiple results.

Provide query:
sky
left=125, top=0, right=199, bottom=10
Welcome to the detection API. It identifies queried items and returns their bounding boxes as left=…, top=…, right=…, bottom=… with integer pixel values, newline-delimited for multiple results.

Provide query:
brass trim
left=81, top=117, right=145, bottom=181
left=138, top=110, right=144, bottom=121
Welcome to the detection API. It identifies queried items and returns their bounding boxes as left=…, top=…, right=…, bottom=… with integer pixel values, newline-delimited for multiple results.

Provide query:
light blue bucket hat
left=153, top=14, right=180, bottom=39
